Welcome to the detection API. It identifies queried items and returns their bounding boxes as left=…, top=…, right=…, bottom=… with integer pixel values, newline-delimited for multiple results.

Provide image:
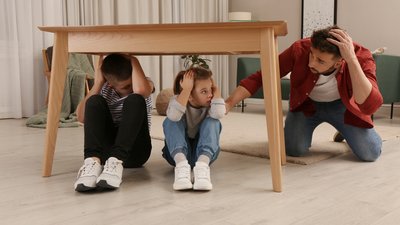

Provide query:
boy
left=74, top=54, right=153, bottom=192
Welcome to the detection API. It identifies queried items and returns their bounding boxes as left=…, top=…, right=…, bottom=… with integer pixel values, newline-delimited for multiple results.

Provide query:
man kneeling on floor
left=225, top=26, right=383, bottom=162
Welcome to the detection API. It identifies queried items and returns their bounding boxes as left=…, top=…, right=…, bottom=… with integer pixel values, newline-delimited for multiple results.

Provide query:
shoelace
left=77, top=161, right=97, bottom=178
left=103, top=160, right=120, bottom=173
left=176, top=165, right=190, bottom=179
left=195, top=167, right=209, bottom=179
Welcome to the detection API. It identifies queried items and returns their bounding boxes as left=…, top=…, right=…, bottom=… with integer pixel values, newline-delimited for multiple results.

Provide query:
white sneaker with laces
left=74, top=158, right=102, bottom=192
left=193, top=161, right=212, bottom=191
left=96, top=157, right=123, bottom=189
left=173, top=161, right=193, bottom=190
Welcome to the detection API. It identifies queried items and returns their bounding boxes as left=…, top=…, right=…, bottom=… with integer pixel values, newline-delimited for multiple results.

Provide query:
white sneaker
left=96, top=157, right=123, bottom=189
left=193, top=162, right=212, bottom=191
left=173, top=161, right=193, bottom=190
left=74, top=158, right=102, bottom=192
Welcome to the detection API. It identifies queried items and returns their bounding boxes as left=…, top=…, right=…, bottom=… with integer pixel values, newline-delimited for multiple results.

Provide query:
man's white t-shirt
left=309, top=69, right=341, bottom=102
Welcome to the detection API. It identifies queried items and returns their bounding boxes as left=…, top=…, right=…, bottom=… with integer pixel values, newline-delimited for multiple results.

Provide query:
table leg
left=274, top=37, right=287, bottom=165
left=42, top=32, right=69, bottom=177
left=260, top=29, right=284, bottom=192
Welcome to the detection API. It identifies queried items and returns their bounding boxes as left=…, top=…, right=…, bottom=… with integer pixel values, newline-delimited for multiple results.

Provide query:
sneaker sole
left=193, top=186, right=212, bottom=191
left=75, top=184, right=96, bottom=192
left=193, top=183, right=212, bottom=191
left=96, top=179, right=120, bottom=189
left=173, top=183, right=193, bottom=191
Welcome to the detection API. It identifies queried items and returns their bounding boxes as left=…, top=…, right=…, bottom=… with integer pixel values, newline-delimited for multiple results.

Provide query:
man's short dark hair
left=101, top=53, right=132, bottom=81
left=311, top=25, right=342, bottom=58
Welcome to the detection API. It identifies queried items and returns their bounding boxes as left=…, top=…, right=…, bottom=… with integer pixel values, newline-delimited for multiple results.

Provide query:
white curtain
left=0, top=0, right=228, bottom=118
left=160, top=0, right=229, bottom=97
left=62, top=0, right=161, bottom=104
left=0, top=0, right=63, bottom=118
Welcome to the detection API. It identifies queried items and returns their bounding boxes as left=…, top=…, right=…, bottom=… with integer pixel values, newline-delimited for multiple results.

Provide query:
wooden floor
left=0, top=105, right=399, bottom=225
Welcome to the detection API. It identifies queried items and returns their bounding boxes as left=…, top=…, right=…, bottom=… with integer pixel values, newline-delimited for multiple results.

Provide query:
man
left=225, top=26, right=383, bottom=162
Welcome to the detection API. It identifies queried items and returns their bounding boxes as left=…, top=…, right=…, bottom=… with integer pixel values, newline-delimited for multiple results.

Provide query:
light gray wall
left=229, top=0, right=301, bottom=54
left=228, top=0, right=301, bottom=93
left=229, top=0, right=400, bottom=54
left=337, top=0, right=400, bottom=55
left=228, top=0, right=400, bottom=93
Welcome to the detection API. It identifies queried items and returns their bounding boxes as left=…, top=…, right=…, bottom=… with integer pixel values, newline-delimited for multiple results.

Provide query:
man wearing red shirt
left=225, top=26, right=383, bottom=162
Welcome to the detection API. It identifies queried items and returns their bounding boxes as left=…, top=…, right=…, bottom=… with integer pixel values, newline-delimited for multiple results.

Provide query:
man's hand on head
left=327, top=29, right=357, bottom=62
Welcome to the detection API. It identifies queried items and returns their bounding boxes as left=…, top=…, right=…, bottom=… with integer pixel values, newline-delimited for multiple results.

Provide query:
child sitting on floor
left=162, top=67, right=225, bottom=191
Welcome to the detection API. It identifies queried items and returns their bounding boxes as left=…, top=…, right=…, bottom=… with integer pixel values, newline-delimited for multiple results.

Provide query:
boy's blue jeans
left=162, top=117, right=221, bottom=167
left=284, top=99, right=382, bottom=162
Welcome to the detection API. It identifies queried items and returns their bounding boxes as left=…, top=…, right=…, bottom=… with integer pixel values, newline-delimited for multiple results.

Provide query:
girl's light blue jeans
left=284, top=99, right=382, bottom=162
left=162, top=117, right=221, bottom=167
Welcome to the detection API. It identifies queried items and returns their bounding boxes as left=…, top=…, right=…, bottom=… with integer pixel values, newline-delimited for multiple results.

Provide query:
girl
left=162, top=67, right=225, bottom=191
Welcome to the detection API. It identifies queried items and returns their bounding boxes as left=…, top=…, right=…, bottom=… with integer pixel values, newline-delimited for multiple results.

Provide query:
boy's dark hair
left=311, top=25, right=342, bottom=59
left=173, top=67, right=213, bottom=95
left=101, top=53, right=132, bottom=81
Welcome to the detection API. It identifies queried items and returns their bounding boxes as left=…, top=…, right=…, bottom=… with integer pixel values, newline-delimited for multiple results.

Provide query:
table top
left=38, top=21, right=287, bottom=36
left=38, top=21, right=287, bottom=56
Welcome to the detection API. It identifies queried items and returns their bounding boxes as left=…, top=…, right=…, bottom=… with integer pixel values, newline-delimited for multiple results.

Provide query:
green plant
left=181, top=55, right=211, bottom=69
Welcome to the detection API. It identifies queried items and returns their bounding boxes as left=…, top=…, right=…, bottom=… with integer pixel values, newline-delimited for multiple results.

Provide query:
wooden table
left=38, top=21, right=288, bottom=192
